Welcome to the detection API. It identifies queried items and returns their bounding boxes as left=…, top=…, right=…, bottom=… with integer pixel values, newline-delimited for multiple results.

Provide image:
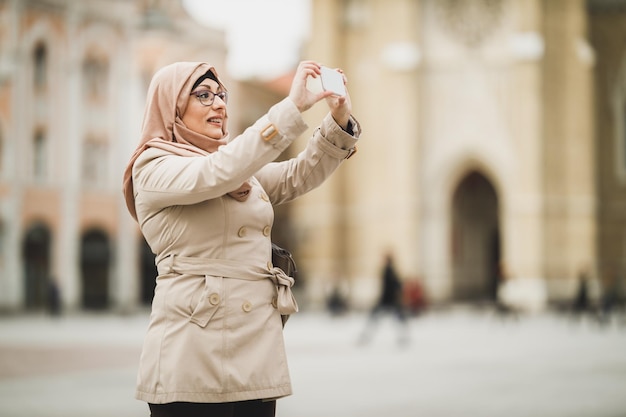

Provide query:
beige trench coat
left=132, top=98, right=359, bottom=404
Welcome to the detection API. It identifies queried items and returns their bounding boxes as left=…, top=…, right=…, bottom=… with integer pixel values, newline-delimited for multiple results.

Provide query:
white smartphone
left=320, top=66, right=346, bottom=96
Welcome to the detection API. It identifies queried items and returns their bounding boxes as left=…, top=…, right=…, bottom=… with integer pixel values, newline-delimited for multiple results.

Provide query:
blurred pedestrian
left=358, top=252, right=409, bottom=346
left=327, top=285, right=349, bottom=316
left=567, top=268, right=608, bottom=327
left=122, top=61, right=361, bottom=417
left=572, top=270, right=591, bottom=314
left=403, top=277, right=427, bottom=316
left=494, top=262, right=520, bottom=321
left=46, top=276, right=61, bottom=317
left=593, top=267, right=626, bottom=326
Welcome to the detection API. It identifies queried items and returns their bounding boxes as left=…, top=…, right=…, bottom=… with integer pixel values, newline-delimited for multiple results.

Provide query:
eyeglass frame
left=189, top=89, right=229, bottom=106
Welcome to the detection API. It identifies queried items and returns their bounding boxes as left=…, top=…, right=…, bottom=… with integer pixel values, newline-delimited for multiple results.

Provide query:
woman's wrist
left=342, top=119, right=354, bottom=135
left=332, top=114, right=350, bottom=131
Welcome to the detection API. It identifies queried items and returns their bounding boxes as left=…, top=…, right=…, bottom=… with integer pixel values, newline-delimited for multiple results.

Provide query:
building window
left=0, top=220, right=5, bottom=257
left=82, top=56, right=109, bottom=102
left=616, top=91, right=626, bottom=182
left=82, top=140, right=108, bottom=186
left=0, top=126, right=3, bottom=175
left=33, top=131, right=47, bottom=181
left=33, top=43, right=47, bottom=90
left=81, top=228, right=111, bottom=309
left=622, top=99, right=626, bottom=174
left=343, top=0, right=371, bottom=29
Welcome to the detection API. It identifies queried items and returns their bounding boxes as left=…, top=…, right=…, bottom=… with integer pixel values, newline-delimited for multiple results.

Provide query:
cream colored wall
left=0, top=0, right=228, bottom=311
left=296, top=0, right=424, bottom=308
left=590, top=6, right=626, bottom=298
left=541, top=0, right=596, bottom=299
left=299, top=0, right=601, bottom=309
left=0, top=0, right=619, bottom=312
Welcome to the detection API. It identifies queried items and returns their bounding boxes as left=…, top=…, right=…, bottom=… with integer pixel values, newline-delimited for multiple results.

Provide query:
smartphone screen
left=320, top=66, right=346, bottom=96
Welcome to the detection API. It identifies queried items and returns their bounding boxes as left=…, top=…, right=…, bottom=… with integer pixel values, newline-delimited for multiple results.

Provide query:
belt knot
left=269, top=267, right=299, bottom=315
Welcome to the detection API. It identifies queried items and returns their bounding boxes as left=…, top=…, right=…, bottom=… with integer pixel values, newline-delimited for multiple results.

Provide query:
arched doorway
left=451, top=171, right=500, bottom=301
left=140, top=237, right=157, bottom=305
left=22, top=222, right=51, bottom=310
left=80, top=229, right=110, bottom=309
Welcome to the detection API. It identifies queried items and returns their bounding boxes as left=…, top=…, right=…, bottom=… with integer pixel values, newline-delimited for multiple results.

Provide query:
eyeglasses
left=190, top=90, right=228, bottom=106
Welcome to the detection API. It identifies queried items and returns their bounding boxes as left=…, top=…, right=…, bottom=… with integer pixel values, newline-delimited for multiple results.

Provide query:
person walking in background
left=46, top=276, right=62, bottom=317
left=122, top=60, right=360, bottom=417
left=358, top=252, right=410, bottom=346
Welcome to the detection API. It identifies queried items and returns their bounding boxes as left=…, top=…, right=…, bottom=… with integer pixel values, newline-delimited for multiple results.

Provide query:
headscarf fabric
left=122, top=62, right=250, bottom=221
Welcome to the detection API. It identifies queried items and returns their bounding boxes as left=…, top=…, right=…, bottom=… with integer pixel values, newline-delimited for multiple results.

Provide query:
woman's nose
left=213, top=95, right=226, bottom=108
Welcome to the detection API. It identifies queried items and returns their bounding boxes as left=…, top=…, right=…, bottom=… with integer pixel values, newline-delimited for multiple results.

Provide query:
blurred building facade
left=0, top=0, right=235, bottom=312
left=1, top=0, right=625, bottom=314
left=295, top=0, right=626, bottom=310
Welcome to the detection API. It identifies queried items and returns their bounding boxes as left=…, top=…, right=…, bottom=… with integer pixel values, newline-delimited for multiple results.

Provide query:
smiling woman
left=183, top=70, right=228, bottom=138
left=122, top=60, right=361, bottom=416
left=182, top=0, right=311, bottom=79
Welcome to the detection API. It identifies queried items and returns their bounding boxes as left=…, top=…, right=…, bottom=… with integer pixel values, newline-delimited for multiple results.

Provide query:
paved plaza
left=0, top=306, right=625, bottom=417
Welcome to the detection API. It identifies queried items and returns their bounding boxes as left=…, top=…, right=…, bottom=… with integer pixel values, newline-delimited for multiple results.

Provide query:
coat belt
left=156, top=254, right=298, bottom=315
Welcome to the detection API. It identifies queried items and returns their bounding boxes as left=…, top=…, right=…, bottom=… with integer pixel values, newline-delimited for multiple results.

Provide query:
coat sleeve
left=132, top=98, right=308, bottom=209
left=254, top=112, right=361, bottom=206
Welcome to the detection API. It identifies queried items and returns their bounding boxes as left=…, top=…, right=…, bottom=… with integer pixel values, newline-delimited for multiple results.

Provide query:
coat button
left=242, top=301, right=252, bottom=312
left=263, top=226, right=271, bottom=236
left=237, top=227, right=247, bottom=237
left=209, top=293, right=220, bottom=305
left=271, top=297, right=278, bottom=309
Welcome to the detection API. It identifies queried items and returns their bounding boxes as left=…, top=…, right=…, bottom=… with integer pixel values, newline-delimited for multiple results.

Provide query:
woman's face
left=182, top=78, right=226, bottom=139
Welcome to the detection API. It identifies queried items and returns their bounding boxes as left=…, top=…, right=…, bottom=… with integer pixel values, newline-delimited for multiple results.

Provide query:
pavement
left=0, top=306, right=625, bottom=417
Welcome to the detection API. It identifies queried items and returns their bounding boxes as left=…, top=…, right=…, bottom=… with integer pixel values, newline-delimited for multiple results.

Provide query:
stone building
left=0, top=0, right=233, bottom=312
left=293, top=0, right=626, bottom=310
left=1, top=0, right=625, bottom=314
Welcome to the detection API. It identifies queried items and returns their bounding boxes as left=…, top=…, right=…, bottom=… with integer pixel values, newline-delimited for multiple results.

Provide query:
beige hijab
left=122, top=62, right=251, bottom=221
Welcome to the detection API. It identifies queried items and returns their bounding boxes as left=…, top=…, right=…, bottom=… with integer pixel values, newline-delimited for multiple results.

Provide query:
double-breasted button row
left=209, top=293, right=220, bottom=305
left=239, top=299, right=279, bottom=312
left=208, top=295, right=255, bottom=313
left=237, top=226, right=271, bottom=238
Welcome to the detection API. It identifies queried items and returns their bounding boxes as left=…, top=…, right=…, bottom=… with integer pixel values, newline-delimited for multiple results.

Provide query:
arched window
left=82, top=139, right=108, bottom=186
left=33, top=42, right=47, bottom=90
left=80, top=228, right=111, bottom=309
left=33, top=130, right=47, bottom=181
left=451, top=171, right=500, bottom=301
left=22, top=222, right=52, bottom=310
left=0, top=122, right=4, bottom=175
left=622, top=97, right=626, bottom=175
left=0, top=220, right=5, bottom=260
left=82, top=56, right=109, bottom=101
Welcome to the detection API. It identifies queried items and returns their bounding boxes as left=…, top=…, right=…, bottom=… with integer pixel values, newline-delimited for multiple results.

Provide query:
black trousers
left=148, top=400, right=276, bottom=417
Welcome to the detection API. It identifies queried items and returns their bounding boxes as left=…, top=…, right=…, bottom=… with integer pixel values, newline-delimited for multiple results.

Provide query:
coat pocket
left=188, top=275, right=222, bottom=328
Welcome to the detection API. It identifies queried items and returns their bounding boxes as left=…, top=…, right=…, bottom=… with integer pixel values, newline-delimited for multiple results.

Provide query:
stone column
left=0, top=1, right=20, bottom=310
left=58, top=7, right=81, bottom=310
left=112, top=29, right=140, bottom=312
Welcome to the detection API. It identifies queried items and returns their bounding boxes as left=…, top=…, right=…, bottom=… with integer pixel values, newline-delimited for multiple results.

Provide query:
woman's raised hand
left=288, top=61, right=334, bottom=113
left=324, top=68, right=352, bottom=131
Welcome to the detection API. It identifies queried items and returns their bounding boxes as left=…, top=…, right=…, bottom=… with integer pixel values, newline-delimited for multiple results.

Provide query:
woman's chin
left=204, top=128, right=223, bottom=139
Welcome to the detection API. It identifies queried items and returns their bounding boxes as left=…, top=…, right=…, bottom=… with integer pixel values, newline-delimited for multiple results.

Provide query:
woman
left=122, top=60, right=360, bottom=417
